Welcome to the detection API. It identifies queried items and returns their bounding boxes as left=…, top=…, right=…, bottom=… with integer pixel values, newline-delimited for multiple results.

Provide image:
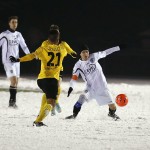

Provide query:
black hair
left=48, top=29, right=60, bottom=43
left=50, top=24, right=59, bottom=31
left=78, top=44, right=89, bottom=53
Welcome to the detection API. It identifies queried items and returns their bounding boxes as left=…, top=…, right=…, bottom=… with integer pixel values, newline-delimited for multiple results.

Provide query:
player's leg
left=55, top=86, right=62, bottom=113
left=51, top=85, right=62, bottom=116
left=51, top=75, right=62, bottom=116
left=34, top=78, right=58, bottom=126
left=65, top=94, right=87, bottom=119
left=105, top=91, right=120, bottom=120
left=108, top=103, right=120, bottom=120
left=9, top=63, right=20, bottom=107
left=95, top=88, right=120, bottom=120
left=34, top=98, right=53, bottom=124
left=108, top=103, right=116, bottom=115
left=9, top=76, right=18, bottom=107
left=4, top=63, right=19, bottom=107
left=37, top=94, right=47, bottom=115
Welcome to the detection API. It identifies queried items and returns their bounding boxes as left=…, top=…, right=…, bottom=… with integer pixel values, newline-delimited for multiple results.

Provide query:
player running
left=66, top=44, right=122, bottom=120
left=0, top=16, right=30, bottom=108
left=10, top=25, right=76, bottom=126
left=48, top=25, right=62, bottom=116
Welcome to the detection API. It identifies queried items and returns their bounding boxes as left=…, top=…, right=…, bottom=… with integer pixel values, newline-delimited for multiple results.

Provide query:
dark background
left=0, top=0, right=150, bottom=78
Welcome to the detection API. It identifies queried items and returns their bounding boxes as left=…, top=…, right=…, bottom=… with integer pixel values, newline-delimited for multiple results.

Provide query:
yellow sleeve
left=20, top=53, right=35, bottom=62
left=34, top=47, right=43, bottom=58
left=61, top=66, right=63, bottom=71
left=20, top=47, right=43, bottom=62
left=63, top=42, right=77, bottom=58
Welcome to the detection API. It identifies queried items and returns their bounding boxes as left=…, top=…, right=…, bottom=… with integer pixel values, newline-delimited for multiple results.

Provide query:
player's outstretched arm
left=104, top=44, right=127, bottom=56
left=94, top=45, right=125, bottom=60
left=63, top=41, right=77, bottom=58
left=67, top=48, right=77, bottom=58
left=104, top=46, right=120, bottom=56
left=70, top=52, right=77, bottom=58
left=67, top=62, right=80, bottom=97
left=67, top=75, right=78, bottom=97
left=9, top=53, right=35, bottom=63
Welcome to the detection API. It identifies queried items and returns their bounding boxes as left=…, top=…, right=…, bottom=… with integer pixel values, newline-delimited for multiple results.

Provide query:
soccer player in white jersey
left=0, top=16, right=30, bottom=107
left=66, top=44, right=122, bottom=120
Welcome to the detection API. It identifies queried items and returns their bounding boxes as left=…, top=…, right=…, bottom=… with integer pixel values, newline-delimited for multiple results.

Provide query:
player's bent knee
left=47, top=99, right=55, bottom=107
left=10, top=76, right=18, bottom=86
left=78, top=94, right=87, bottom=104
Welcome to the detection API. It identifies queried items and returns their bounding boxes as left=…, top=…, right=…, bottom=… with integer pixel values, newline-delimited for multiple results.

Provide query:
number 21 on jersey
left=47, top=52, right=61, bottom=67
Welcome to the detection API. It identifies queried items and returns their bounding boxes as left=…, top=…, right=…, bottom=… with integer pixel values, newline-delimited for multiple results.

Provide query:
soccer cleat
left=65, top=113, right=77, bottom=119
left=51, top=103, right=62, bottom=116
left=12, top=103, right=18, bottom=109
left=55, top=103, right=62, bottom=113
left=33, top=121, right=47, bottom=127
left=65, top=115, right=75, bottom=119
left=108, top=113, right=120, bottom=121
left=51, top=109, right=56, bottom=116
left=9, top=100, right=18, bottom=108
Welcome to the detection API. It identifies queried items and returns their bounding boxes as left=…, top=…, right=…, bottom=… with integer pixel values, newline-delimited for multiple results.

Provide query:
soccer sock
left=35, top=103, right=52, bottom=123
left=38, top=94, right=47, bottom=114
left=109, top=108, right=116, bottom=115
left=52, top=86, right=61, bottom=113
left=56, top=86, right=61, bottom=104
left=9, top=86, right=17, bottom=103
left=73, top=101, right=82, bottom=117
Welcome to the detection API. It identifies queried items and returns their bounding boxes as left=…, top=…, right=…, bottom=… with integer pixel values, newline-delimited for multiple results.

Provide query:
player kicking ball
left=66, top=44, right=123, bottom=121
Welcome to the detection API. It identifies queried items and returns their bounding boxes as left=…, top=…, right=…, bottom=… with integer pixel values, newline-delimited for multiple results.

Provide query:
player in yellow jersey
left=48, top=25, right=63, bottom=116
left=10, top=25, right=76, bottom=126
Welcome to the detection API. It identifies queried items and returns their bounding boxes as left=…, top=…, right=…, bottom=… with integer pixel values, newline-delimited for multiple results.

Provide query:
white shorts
left=84, top=88, right=114, bottom=106
left=3, top=62, right=20, bottom=78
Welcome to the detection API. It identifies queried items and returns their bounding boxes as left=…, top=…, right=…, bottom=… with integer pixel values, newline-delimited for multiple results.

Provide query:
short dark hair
left=8, top=16, right=18, bottom=22
left=79, top=44, right=89, bottom=53
left=50, top=24, right=59, bottom=31
left=48, top=29, right=59, bottom=42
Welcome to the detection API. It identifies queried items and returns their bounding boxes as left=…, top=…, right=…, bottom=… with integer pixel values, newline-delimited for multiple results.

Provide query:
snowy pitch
left=0, top=77, right=150, bottom=150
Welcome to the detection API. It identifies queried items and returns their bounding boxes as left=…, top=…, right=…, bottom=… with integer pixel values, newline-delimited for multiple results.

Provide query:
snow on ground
left=0, top=77, right=150, bottom=150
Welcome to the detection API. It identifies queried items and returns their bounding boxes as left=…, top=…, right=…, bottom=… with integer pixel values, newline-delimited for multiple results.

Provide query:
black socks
left=9, top=86, right=17, bottom=104
left=73, top=102, right=82, bottom=117
left=109, top=108, right=116, bottom=115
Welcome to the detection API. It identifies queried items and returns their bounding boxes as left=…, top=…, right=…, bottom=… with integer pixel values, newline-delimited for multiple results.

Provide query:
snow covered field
left=0, top=77, right=150, bottom=150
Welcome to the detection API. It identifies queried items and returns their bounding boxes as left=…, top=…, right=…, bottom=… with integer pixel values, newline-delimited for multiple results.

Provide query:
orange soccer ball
left=115, top=94, right=128, bottom=107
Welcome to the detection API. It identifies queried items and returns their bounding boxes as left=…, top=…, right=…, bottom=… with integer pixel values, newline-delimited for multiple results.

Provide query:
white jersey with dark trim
left=0, top=30, right=30, bottom=64
left=70, top=46, right=120, bottom=91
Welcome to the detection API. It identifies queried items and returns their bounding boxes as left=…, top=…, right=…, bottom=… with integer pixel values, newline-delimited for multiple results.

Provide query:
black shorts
left=37, top=78, right=58, bottom=99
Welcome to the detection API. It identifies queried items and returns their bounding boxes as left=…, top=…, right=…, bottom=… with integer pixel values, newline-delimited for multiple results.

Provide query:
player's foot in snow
left=51, top=103, right=62, bottom=116
left=65, top=114, right=77, bottom=119
left=51, top=109, right=56, bottom=116
left=33, top=121, right=47, bottom=127
left=55, top=103, right=62, bottom=113
left=108, top=113, right=120, bottom=121
left=9, top=101, right=18, bottom=109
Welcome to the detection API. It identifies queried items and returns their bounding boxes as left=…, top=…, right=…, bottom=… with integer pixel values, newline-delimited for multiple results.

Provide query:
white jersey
left=70, top=46, right=120, bottom=105
left=0, top=30, right=30, bottom=64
